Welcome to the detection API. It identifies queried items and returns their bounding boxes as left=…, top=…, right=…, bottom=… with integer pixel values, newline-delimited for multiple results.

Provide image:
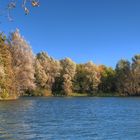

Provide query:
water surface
left=0, top=97, right=140, bottom=140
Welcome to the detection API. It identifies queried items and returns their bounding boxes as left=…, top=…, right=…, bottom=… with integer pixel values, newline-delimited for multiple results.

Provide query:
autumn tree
left=0, top=30, right=139, bottom=98
left=85, top=62, right=101, bottom=94
left=9, top=29, right=35, bottom=95
left=53, top=58, right=76, bottom=96
left=34, top=59, right=48, bottom=88
left=0, top=33, right=17, bottom=99
left=35, top=52, right=61, bottom=94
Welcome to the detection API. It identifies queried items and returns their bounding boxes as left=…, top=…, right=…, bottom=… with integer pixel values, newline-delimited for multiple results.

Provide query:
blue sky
left=0, top=0, right=140, bottom=67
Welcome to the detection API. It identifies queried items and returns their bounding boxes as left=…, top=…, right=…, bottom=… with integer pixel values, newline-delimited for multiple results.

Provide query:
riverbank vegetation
left=0, top=29, right=140, bottom=99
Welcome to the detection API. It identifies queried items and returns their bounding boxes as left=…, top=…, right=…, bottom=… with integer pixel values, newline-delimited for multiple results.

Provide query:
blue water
left=0, top=97, right=140, bottom=140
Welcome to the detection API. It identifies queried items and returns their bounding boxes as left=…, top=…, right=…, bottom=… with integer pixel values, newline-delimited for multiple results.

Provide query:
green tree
left=115, top=59, right=131, bottom=96
left=98, top=65, right=116, bottom=93
left=74, top=62, right=100, bottom=95
left=131, top=55, right=140, bottom=95
left=73, top=64, right=89, bottom=93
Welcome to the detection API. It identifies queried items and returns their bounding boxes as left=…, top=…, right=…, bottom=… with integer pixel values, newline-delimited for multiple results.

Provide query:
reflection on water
left=0, top=99, right=35, bottom=140
left=0, top=97, right=140, bottom=140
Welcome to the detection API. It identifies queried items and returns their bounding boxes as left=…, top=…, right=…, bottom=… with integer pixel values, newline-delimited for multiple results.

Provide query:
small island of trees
left=0, top=30, right=140, bottom=100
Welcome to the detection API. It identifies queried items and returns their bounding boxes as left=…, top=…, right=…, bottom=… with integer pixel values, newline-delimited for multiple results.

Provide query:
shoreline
left=1, top=93, right=140, bottom=101
left=0, top=96, right=19, bottom=101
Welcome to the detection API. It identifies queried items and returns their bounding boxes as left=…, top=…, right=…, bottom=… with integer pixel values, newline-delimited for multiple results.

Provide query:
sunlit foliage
left=0, top=30, right=139, bottom=99
left=9, top=29, right=35, bottom=95
left=0, top=33, right=17, bottom=99
left=74, top=62, right=101, bottom=95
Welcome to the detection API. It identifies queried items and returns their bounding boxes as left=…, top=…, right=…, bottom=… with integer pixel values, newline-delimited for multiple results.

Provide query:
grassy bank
left=30, top=88, right=122, bottom=97
left=28, top=88, right=53, bottom=97
left=0, top=95, right=19, bottom=101
left=0, top=92, right=133, bottom=100
left=69, top=92, right=121, bottom=97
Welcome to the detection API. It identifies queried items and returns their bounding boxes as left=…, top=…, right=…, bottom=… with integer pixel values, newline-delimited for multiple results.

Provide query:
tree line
left=0, top=29, right=139, bottom=99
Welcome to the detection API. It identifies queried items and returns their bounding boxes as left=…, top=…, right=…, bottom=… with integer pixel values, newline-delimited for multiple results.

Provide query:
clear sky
left=0, top=0, right=140, bottom=67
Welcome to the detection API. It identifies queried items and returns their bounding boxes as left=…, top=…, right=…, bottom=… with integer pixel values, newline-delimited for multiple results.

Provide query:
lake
left=0, top=97, right=140, bottom=140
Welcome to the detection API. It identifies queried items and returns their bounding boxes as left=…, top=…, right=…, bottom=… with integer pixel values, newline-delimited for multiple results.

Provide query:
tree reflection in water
left=0, top=98, right=35, bottom=140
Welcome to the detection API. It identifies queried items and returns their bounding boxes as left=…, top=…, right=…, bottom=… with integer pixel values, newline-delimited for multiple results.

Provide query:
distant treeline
left=0, top=29, right=140, bottom=99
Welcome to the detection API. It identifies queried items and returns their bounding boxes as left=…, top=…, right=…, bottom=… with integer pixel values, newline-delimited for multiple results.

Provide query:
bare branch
left=0, top=0, right=40, bottom=22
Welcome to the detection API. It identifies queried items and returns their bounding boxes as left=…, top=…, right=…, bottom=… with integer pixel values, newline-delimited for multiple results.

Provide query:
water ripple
left=0, top=97, right=140, bottom=140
